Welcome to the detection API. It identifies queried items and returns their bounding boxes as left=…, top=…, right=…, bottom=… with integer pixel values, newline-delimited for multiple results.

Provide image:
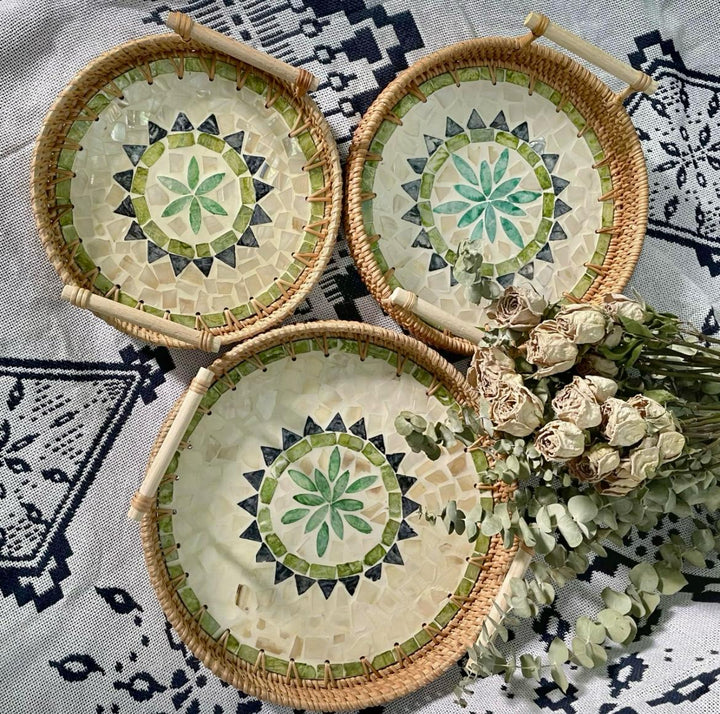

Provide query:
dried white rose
left=604, top=324, right=624, bottom=348
left=598, top=460, right=636, bottom=497
left=603, top=293, right=646, bottom=323
left=587, top=443, right=621, bottom=476
left=488, top=285, right=547, bottom=331
left=627, top=395, right=675, bottom=433
left=629, top=446, right=660, bottom=482
left=534, top=420, right=585, bottom=461
left=490, top=377, right=544, bottom=437
left=601, top=398, right=647, bottom=447
left=551, top=377, right=602, bottom=429
left=657, top=430, right=686, bottom=462
left=585, top=375, right=618, bottom=403
left=582, top=354, right=619, bottom=378
left=569, top=443, right=620, bottom=483
left=526, top=320, right=578, bottom=377
left=467, top=346, right=516, bottom=399
left=556, top=304, right=610, bottom=344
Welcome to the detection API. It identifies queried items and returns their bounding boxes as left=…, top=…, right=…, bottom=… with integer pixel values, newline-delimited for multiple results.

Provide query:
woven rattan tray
left=346, top=14, right=654, bottom=354
left=138, top=321, right=517, bottom=709
left=32, top=30, right=341, bottom=351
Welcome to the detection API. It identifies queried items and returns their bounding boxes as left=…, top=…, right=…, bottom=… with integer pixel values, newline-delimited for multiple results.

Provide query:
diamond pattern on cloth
left=0, top=0, right=719, bottom=712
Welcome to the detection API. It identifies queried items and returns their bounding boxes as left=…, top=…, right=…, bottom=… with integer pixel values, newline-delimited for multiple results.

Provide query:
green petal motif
left=454, top=184, right=485, bottom=202
left=158, top=176, right=190, bottom=195
left=493, top=148, right=509, bottom=183
left=196, top=172, right=225, bottom=195
left=280, top=446, right=379, bottom=557
left=330, top=507, right=344, bottom=539
left=492, top=200, right=526, bottom=217
left=433, top=200, right=470, bottom=215
left=294, top=493, right=325, bottom=507
left=345, top=514, right=372, bottom=533
left=333, top=498, right=363, bottom=512
left=197, top=196, right=228, bottom=216
left=316, top=522, right=329, bottom=557
left=187, top=156, right=199, bottom=190
left=490, top=177, right=522, bottom=200
left=479, top=160, right=492, bottom=196
left=314, top=468, right=331, bottom=501
left=435, top=148, right=545, bottom=250
left=305, top=506, right=329, bottom=533
left=328, top=447, right=341, bottom=481
left=332, top=470, right=350, bottom=500
left=281, top=508, right=310, bottom=524
left=508, top=190, right=542, bottom=203
left=289, top=469, right=317, bottom=492
left=500, top=216, right=525, bottom=249
left=161, top=195, right=192, bottom=217
left=485, top=205, right=497, bottom=243
left=346, top=475, right=377, bottom=493
left=470, top=218, right=485, bottom=242
left=452, top=153, right=479, bottom=186
left=458, top=204, right=486, bottom=228
left=189, top=197, right=202, bottom=234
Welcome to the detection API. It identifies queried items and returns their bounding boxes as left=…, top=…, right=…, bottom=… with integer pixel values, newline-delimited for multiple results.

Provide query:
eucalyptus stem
left=636, top=368, right=720, bottom=383
left=638, top=356, right=718, bottom=369
left=647, top=338, right=720, bottom=360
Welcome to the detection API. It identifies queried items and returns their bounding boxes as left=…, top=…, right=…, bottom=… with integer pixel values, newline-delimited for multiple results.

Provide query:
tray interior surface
left=156, top=337, right=491, bottom=680
left=56, top=58, right=326, bottom=327
left=360, top=66, right=614, bottom=324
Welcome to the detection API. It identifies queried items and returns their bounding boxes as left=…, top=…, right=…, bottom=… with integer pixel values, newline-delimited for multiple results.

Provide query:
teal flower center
left=433, top=148, right=541, bottom=247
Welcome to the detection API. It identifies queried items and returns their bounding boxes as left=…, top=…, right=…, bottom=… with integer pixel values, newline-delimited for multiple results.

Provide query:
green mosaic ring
left=346, top=36, right=648, bottom=354
left=140, top=321, right=518, bottom=709
left=32, top=34, right=341, bottom=348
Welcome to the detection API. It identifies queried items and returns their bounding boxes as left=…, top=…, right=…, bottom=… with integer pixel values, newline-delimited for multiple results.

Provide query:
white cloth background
left=1, top=1, right=719, bottom=712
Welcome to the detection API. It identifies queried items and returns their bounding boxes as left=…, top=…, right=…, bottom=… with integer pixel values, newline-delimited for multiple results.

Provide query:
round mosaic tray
left=140, top=321, right=516, bottom=709
left=346, top=29, right=649, bottom=353
left=32, top=34, right=341, bottom=348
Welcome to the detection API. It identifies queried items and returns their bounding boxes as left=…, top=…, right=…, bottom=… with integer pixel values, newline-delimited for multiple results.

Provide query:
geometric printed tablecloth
left=1, top=1, right=718, bottom=712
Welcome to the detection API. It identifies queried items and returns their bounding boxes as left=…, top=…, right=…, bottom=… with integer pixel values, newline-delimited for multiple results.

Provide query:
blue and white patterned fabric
left=1, top=1, right=718, bottom=712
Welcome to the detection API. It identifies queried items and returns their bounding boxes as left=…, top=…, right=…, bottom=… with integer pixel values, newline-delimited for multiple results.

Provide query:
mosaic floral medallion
left=54, top=57, right=329, bottom=326
left=239, top=417, right=421, bottom=598
left=112, top=112, right=275, bottom=277
left=357, top=67, right=614, bottom=326
left=154, top=337, right=491, bottom=678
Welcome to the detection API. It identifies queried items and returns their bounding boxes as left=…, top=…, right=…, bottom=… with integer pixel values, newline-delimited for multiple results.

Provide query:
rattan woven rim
left=345, top=37, right=649, bottom=355
left=140, top=320, right=517, bottom=710
left=31, top=34, right=342, bottom=349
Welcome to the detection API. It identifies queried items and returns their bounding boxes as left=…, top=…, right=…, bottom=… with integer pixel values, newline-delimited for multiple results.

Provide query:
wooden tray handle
left=477, top=545, right=534, bottom=646
left=389, top=288, right=486, bottom=345
left=128, top=366, right=216, bottom=521
left=166, top=11, right=318, bottom=97
left=61, top=285, right=222, bottom=352
left=520, top=11, right=657, bottom=101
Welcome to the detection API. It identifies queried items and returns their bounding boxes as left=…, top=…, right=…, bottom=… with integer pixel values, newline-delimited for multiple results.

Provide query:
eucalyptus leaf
left=571, top=639, right=594, bottom=668
left=519, top=654, right=541, bottom=680
left=654, top=562, right=688, bottom=594
left=597, top=609, right=634, bottom=644
left=693, top=529, right=715, bottom=553
left=601, top=588, right=632, bottom=615
left=551, top=663, right=569, bottom=692
left=568, top=495, right=599, bottom=524
left=629, top=562, right=659, bottom=592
